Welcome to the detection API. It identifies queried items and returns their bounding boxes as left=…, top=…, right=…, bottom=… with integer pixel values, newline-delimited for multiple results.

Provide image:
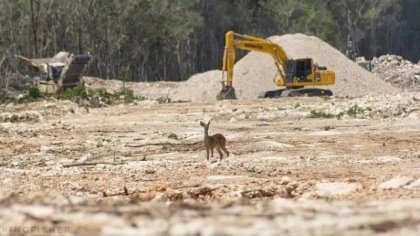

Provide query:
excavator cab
left=286, top=58, right=313, bottom=84
left=277, top=58, right=334, bottom=96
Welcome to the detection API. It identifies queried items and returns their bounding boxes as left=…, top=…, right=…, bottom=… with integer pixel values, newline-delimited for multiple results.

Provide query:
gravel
left=169, top=70, right=223, bottom=102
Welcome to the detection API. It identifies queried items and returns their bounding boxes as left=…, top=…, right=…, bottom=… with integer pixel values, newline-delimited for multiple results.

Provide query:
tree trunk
left=30, top=0, right=39, bottom=57
left=78, top=27, right=83, bottom=53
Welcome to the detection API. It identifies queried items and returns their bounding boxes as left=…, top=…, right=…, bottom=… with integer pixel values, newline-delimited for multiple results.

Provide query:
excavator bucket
left=217, top=81, right=237, bottom=100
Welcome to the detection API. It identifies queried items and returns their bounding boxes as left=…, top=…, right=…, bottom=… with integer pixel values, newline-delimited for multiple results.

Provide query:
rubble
left=312, top=93, right=416, bottom=119
left=372, top=54, right=420, bottom=91
left=0, top=111, right=43, bottom=123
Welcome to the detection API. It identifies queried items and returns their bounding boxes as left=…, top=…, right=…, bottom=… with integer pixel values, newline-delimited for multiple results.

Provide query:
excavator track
left=260, top=88, right=333, bottom=98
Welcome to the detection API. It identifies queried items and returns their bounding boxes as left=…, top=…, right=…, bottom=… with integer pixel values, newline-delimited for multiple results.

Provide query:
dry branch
left=125, top=142, right=174, bottom=148
left=63, top=162, right=126, bottom=168
left=125, top=141, right=200, bottom=148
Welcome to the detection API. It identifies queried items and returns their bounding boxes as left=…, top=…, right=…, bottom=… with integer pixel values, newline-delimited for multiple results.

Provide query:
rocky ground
left=0, top=93, right=419, bottom=235
left=372, top=55, right=420, bottom=91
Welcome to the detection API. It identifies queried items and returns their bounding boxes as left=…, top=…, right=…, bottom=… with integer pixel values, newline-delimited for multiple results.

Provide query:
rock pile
left=371, top=54, right=420, bottom=91
left=170, top=70, right=222, bottom=102
left=239, top=34, right=397, bottom=99
left=0, top=111, right=43, bottom=123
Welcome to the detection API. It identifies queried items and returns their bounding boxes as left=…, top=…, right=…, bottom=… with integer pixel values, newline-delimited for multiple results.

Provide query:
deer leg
left=216, top=147, right=223, bottom=161
left=221, top=145, right=230, bottom=157
left=206, top=149, right=209, bottom=161
left=211, top=148, right=214, bottom=157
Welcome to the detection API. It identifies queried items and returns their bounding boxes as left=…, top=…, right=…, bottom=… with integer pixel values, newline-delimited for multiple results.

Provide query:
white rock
left=280, top=176, right=291, bottom=185
left=378, top=176, right=414, bottom=190
left=11, top=161, right=19, bottom=166
left=207, top=175, right=250, bottom=181
left=376, top=156, right=402, bottom=163
left=78, top=153, right=92, bottom=163
left=256, top=140, right=295, bottom=149
left=15, top=205, right=55, bottom=218
left=405, top=179, right=420, bottom=189
left=151, top=193, right=168, bottom=203
left=67, top=195, right=86, bottom=205
left=316, top=182, right=362, bottom=197
left=102, top=227, right=165, bottom=236
left=40, top=145, right=50, bottom=154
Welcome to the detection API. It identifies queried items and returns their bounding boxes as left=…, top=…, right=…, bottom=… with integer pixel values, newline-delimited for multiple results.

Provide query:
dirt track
left=1, top=95, right=420, bottom=235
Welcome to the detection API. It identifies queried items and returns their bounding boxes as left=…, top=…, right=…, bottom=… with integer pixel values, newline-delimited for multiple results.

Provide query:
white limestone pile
left=372, top=54, right=420, bottom=91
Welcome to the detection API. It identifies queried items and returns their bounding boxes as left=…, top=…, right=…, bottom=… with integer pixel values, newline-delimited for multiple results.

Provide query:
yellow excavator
left=218, top=31, right=335, bottom=99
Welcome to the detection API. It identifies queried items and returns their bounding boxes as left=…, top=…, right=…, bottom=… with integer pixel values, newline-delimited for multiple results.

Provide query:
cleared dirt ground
left=1, top=95, right=420, bottom=235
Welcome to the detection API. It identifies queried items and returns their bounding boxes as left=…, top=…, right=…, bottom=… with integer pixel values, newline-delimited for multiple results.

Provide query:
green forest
left=0, top=0, right=419, bottom=86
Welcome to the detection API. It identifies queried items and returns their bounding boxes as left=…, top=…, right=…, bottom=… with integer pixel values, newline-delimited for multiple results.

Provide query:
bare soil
left=1, top=94, right=419, bottom=235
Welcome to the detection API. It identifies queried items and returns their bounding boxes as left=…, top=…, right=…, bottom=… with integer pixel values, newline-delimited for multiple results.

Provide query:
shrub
left=338, top=104, right=371, bottom=118
left=26, top=85, right=42, bottom=99
left=59, top=85, right=143, bottom=104
left=114, top=88, right=135, bottom=103
left=308, top=110, right=335, bottom=118
left=0, top=90, right=14, bottom=104
left=59, top=85, right=88, bottom=100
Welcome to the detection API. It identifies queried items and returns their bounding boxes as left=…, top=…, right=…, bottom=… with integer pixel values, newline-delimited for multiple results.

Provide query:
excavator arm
left=219, top=31, right=289, bottom=99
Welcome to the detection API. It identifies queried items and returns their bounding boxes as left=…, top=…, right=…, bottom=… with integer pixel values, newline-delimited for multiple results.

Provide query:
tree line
left=0, top=0, right=419, bottom=88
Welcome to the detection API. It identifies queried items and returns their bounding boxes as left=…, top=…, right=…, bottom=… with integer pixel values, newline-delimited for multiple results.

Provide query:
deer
left=200, top=119, right=230, bottom=161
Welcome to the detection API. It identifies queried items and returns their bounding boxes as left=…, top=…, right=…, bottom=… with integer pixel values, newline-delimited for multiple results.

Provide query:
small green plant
left=114, top=88, right=136, bottom=103
left=346, top=104, right=364, bottom=117
left=294, top=103, right=301, bottom=109
left=59, top=85, right=143, bottom=105
left=0, top=90, right=14, bottom=104
left=338, top=104, right=371, bottom=118
left=96, top=88, right=112, bottom=99
left=1, top=90, right=33, bottom=104
left=88, top=88, right=112, bottom=104
left=308, top=110, right=335, bottom=119
left=168, top=133, right=178, bottom=140
left=321, top=96, right=332, bottom=101
left=26, top=85, right=42, bottom=99
left=96, top=140, right=104, bottom=148
left=157, top=96, right=171, bottom=104
left=60, top=84, right=88, bottom=100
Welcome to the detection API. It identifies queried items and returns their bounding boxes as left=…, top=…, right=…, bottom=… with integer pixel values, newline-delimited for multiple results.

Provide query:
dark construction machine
left=17, top=51, right=91, bottom=94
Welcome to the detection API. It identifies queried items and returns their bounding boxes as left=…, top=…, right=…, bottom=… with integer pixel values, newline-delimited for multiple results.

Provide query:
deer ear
left=207, top=119, right=212, bottom=125
left=200, top=121, right=205, bottom=127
